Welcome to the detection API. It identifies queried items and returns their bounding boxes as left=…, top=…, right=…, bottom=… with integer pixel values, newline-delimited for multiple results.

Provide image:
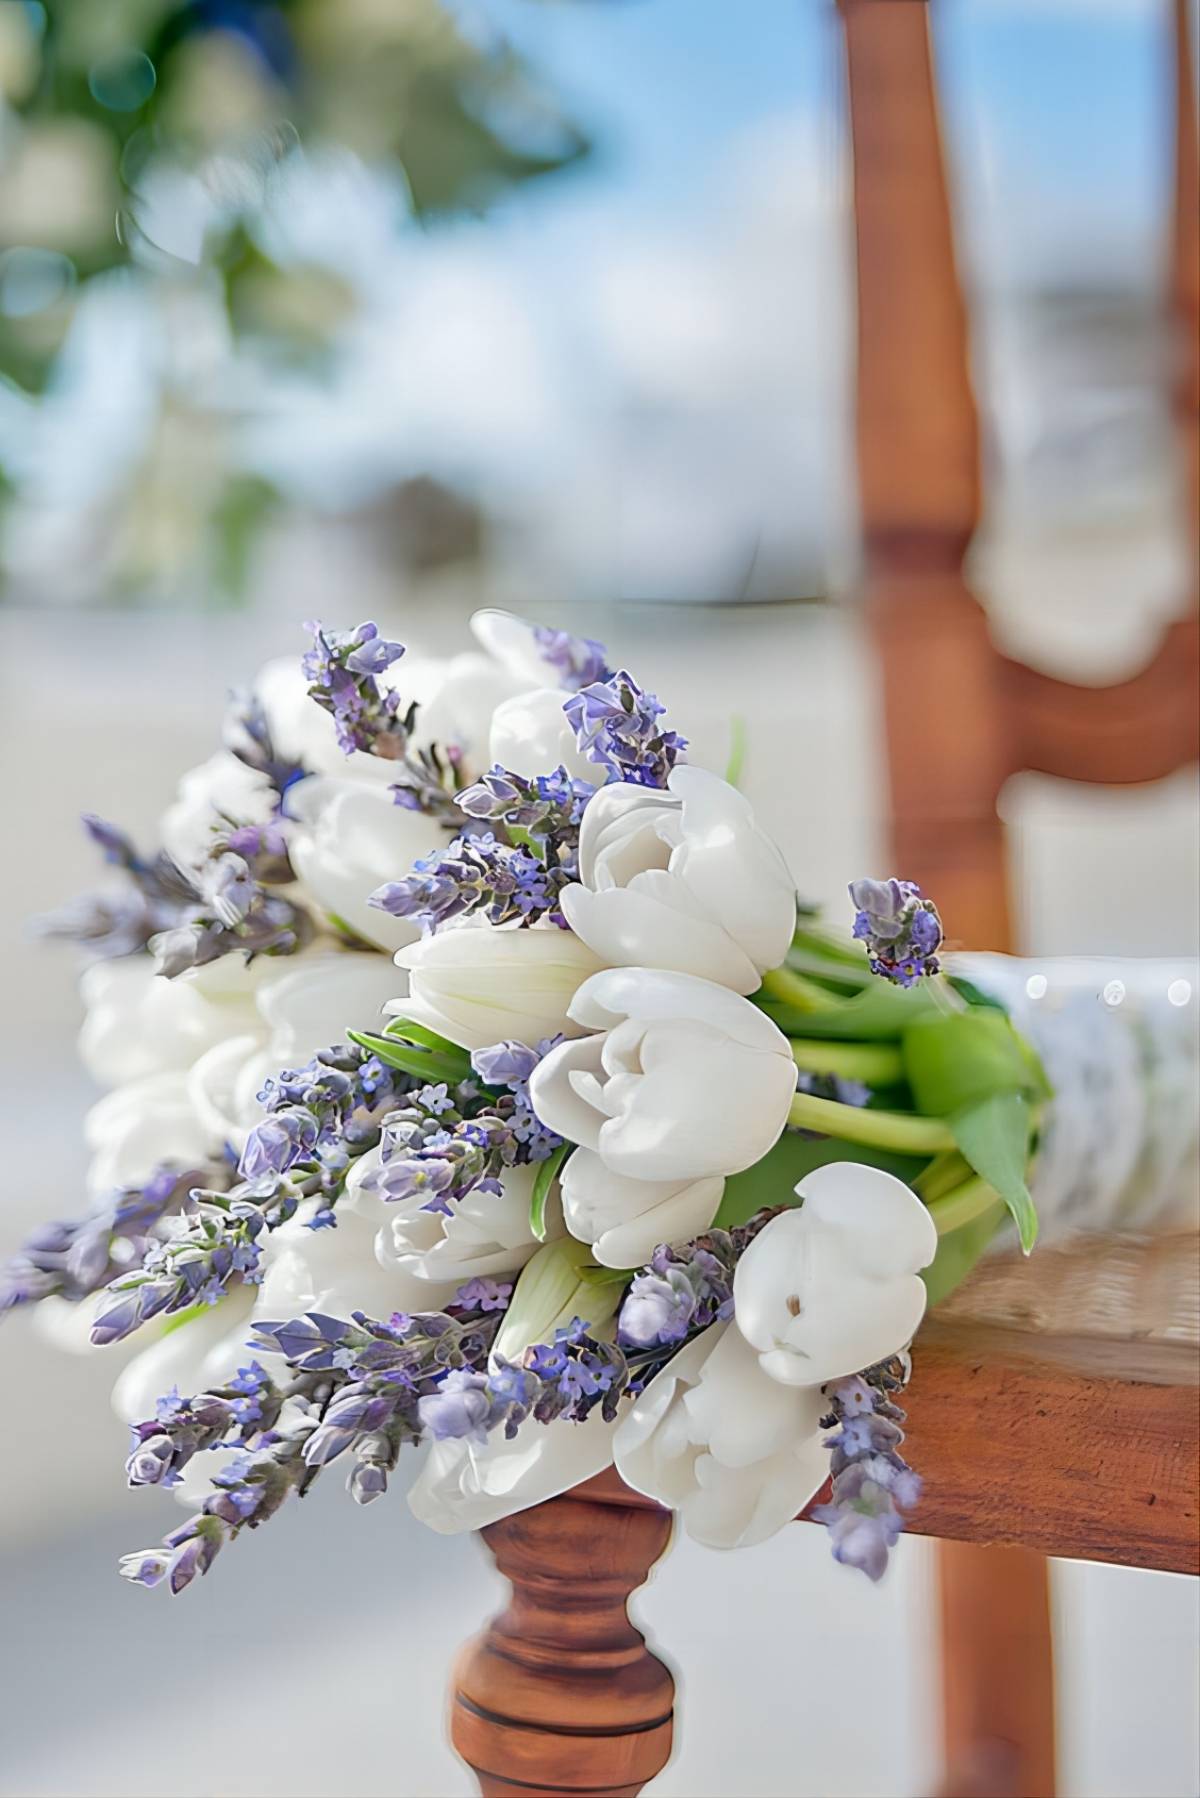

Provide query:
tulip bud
left=491, top=1237, right=621, bottom=1369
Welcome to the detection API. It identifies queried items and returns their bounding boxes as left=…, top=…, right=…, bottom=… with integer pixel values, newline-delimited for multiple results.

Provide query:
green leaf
left=384, top=1017, right=471, bottom=1058
left=948, top=1091, right=1038, bottom=1253
left=903, top=1010, right=1043, bottom=1116
left=716, top=1132, right=929, bottom=1228
left=530, top=1143, right=570, bottom=1243
left=346, top=1029, right=472, bottom=1086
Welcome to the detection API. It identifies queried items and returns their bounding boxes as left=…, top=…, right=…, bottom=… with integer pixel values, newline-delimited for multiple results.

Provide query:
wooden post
left=1168, top=0, right=1199, bottom=588
left=839, top=0, right=1014, bottom=953
left=838, top=5, right=1056, bottom=1794
left=450, top=1472, right=675, bottom=1797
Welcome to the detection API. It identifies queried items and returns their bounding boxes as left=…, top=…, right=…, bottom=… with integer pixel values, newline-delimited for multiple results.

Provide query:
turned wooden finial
left=450, top=1472, right=675, bottom=1797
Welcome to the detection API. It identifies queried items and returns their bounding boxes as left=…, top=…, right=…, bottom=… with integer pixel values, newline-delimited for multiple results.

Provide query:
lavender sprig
left=91, top=1047, right=422, bottom=1344
left=302, top=621, right=410, bottom=758
left=531, top=624, right=611, bottom=691
left=363, top=1043, right=563, bottom=1217
left=616, top=1210, right=779, bottom=1354
left=34, top=817, right=196, bottom=962
left=118, top=1292, right=643, bottom=1594
left=371, top=766, right=591, bottom=933
left=151, top=849, right=315, bottom=977
left=0, top=1164, right=222, bottom=1314
left=564, top=670, right=685, bottom=788
left=811, top=1358, right=921, bottom=1581
left=222, top=689, right=308, bottom=814
left=849, top=878, right=943, bottom=986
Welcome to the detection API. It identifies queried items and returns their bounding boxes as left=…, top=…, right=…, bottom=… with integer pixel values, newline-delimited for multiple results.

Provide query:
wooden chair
left=446, top=5, right=1200, bottom=1794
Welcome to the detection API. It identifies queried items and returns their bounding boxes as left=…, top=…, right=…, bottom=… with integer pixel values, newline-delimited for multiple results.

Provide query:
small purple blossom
left=617, top=1267, right=697, bottom=1349
left=471, top=1040, right=541, bottom=1086
left=303, top=620, right=411, bottom=759
left=564, top=671, right=685, bottom=789
left=849, top=878, right=943, bottom=986
left=531, top=624, right=611, bottom=690
left=811, top=1361, right=921, bottom=1582
left=417, top=1369, right=495, bottom=1443
left=454, top=1277, right=513, bottom=1313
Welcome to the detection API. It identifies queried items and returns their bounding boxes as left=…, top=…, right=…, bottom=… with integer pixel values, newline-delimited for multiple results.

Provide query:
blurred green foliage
left=0, top=0, right=589, bottom=390
left=0, top=0, right=590, bottom=603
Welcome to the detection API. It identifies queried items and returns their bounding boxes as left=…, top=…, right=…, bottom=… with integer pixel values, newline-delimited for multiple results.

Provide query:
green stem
left=927, top=1176, right=1003, bottom=1235
left=787, top=1091, right=955, bottom=1152
left=760, top=966, right=842, bottom=1012
left=789, top=1038, right=905, bottom=1086
left=790, top=923, right=871, bottom=970
left=725, top=714, right=747, bottom=787
left=914, top=1148, right=974, bottom=1203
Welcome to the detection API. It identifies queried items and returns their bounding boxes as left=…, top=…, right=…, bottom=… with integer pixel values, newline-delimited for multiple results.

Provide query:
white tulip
left=488, top=687, right=597, bottom=783
left=187, top=949, right=399, bottom=1152
left=613, top=1323, right=828, bottom=1549
left=350, top=1150, right=558, bottom=1285
left=470, top=608, right=557, bottom=685
left=407, top=1404, right=618, bottom=1535
left=85, top=1072, right=218, bottom=1195
left=256, top=1200, right=461, bottom=1322
left=159, top=751, right=277, bottom=872
left=78, top=957, right=264, bottom=1088
left=415, top=651, right=528, bottom=764
left=733, top=1164, right=937, bottom=1388
left=286, top=777, right=435, bottom=953
left=529, top=968, right=796, bottom=1182
left=560, top=767, right=796, bottom=994
left=560, top=1149, right=724, bottom=1269
left=394, top=924, right=605, bottom=1052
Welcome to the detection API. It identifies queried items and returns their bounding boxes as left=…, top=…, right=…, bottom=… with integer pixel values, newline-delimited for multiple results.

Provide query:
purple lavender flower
left=454, top=1277, right=513, bottom=1313
left=417, top=1369, right=495, bottom=1443
left=531, top=625, right=611, bottom=691
left=303, top=620, right=411, bottom=759
left=471, top=1040, right=541, bottom=1086
left=564, top=671, right=685, bottom=788
left=849, top=877, right=943, bottom=986
left=222, top=689, right=308, bottom=810
left=617, top=1267, right=697, bottom=1349
left=811, top=1362, right=921, bottom=1582
left=118, top=1551, right=171, bottom=1588
left=0, top=1164, right=209, bottom=1314
left=239, top=1110, right=322, bottom=1182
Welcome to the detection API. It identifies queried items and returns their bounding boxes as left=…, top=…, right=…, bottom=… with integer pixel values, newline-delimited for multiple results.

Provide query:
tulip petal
left=667, top=766, right=797, bottom=974
left=561, top=882, right=758, bottom=993
left=560, top=1149, right=725, bottom=1266
left=733, top=1166, right=937, bottom=1387
left=567, top=967, right=791, bottom=1054
left=614, top=1325, right=829, bottom=1549
left=408, top=1406, right=619, bottom=1534
left=529, top=1037, right=608, bottom=1149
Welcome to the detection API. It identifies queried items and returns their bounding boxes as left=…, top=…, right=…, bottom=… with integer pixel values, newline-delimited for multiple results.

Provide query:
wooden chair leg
left=450, top=1476, right=675, bottom=1797
left=937, top=1541, right=1057, bottom=1798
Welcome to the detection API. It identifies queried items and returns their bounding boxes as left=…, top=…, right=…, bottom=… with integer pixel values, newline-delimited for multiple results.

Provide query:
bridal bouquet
left=6, top=612, right=1194, bottom=1595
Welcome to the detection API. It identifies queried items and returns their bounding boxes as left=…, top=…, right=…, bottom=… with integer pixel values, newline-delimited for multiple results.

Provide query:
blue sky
left=483, top=0, right=1176, bottom=282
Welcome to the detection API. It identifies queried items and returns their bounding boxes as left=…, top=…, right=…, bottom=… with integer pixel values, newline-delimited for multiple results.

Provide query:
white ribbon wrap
left=949, top=955, right=1199, bottom=1243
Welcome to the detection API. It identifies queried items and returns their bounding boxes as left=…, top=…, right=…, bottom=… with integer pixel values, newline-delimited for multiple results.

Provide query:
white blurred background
left=1, top=1, right=1198, bottom=1793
